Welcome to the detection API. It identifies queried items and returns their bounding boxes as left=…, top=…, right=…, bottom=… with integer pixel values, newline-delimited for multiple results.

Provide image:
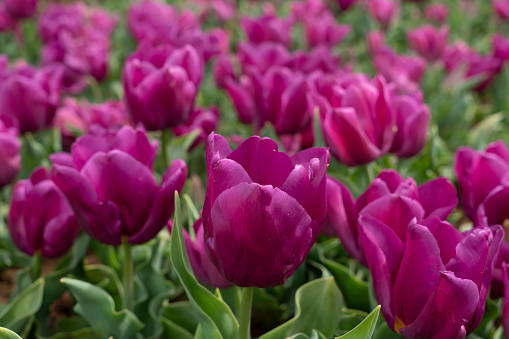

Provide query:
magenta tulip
left=4, top=0, right=38, bottom=19
left=367, top=0, right=399, bottom=31
left=407, top=25, right=449, bottom=62
left=0, top=115, right=20, bottom=190
left=424, top=3, right=449, bottom=23
left=173, top=107, right=219, bottom=151
left=202, top=133, right=329, bottom=287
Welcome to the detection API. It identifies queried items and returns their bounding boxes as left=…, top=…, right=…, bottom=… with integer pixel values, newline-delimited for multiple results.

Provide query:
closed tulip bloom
left=367, top=31, right=385, bottom=55
left=360, top=215, right=503, bottom=338
left=336, top=0, right=358, bottom=11
left=424, top=3, right=449, bottom=23
left=173, top=107, right=219, bottom=151
left=303, top=13, right=351, bottom=48
left=212, top=54, right=236, bottom=89
left=171, top=218, right=231, bottom=289
left=407, top=25, right=449, bottom=61
left=494, top=0, right=509, bottom=20
left=4, top=0, right=38, bottom=19
left=315, top=75, right=396, bottom=166
left=454, top=141, right=509, bottom=220
left=291, top=0, right=328, bottom=21
left=123, top=44, right=204, bottom=131
left=202, top=133, right=329, bottom=287
left=241, top=14, right=293, bottom=47
left=8, top=167, right=80, bottom=258
left=0, top=115, right=20, bottom=190
left=389, top=94, right=430, bottom=157
left=367, top=0, right=399, bottom=31
left=493, top=34, right=509, bottom=62
left=0, top=64, right=63, bottom=133
left=329, top=170, right=457, bottom=264
left=50, top=127, right=187, bottom=245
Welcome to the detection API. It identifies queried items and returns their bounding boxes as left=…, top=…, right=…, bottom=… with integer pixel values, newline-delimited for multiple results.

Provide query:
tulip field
left=2, top=0, right=509, bottom=338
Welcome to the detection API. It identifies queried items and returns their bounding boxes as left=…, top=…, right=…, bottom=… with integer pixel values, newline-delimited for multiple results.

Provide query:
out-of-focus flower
left=51, top=127, right=187, bottom=246
left=443, top=41, right=502, bottom=92
left=202, top=133, right=329, bottom=287
left=327, top=170, right=457, bottom=264
left=291, top=0, right=328, bottom=21
left=0, top=115, right=20, bottom=190
left=193, top=0, right=235, bottom=23
left=170, top=217, right=231, bottom=289
left=493, top=34, right=509, bottom=62
left=123, top=44, right=204, bottom=131
left=4, top=0, right=38, bottom=20
left=54, top=98, right=130, bottom=150
left=367, top=31, right=385, bottom=55
left=241, top=12, right=293, bottom=47
left=360, top=215, right=503, bottom=338
left=309, top=74, right=395, bottom=166
left=279, top=123, right=315, bottom=155
left=0, top=4, right=16, bottom=33
left=303, top=13, right=351, bottom=48
left=336, top=0, right=358, bottom=11
left=173, top=106, right=219, bottom=151
left=424, top=3, right=449, bottom=23
left=213, top=54, right=236, bottom=88
left=8, top=167, right=80, bottom=258
left=389, top=93, right=430, bottom=157
left=407, top=25, right=449, bottom=62
left=494, top=0, right=509, bottom=20
left=0, top=63, right=63, bottom=133
left=367, top=0, right=399, bottom=31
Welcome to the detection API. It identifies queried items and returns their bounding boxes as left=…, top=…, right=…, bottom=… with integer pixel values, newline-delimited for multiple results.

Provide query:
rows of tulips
left=0, top=0, right=509, bottom=338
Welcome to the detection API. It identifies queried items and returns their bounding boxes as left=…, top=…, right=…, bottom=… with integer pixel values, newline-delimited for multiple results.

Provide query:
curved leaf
left=337, top=306, right=381, bottom=339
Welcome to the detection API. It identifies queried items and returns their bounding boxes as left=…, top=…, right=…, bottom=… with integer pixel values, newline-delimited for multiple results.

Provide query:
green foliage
left=337, top=306, right=381, bottom=339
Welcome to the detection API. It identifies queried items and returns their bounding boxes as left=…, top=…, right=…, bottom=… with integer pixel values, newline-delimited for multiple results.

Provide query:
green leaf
left=0, top=327, right=22, bottom=339
left=336, top=305, right=381, bottom=339
left=169, top=192, right=239, bottom=339
left=372, top=322, right=401, bottom=339
left=287, top=330, right=328, bottom=339
left=161, top=318, right=194, bottom=339
left=0, top=278, right=44, bottom=330
left=162, top=301, right=199, bottom=334
left=259, top=277, right=343, bottom=339
left=60, top=277, right=144, bottom=339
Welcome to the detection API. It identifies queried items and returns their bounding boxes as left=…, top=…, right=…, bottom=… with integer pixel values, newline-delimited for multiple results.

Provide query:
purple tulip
left=53, top=98, right=130, bottom=150
left=123, top=44, right=204, bottom=131
left=367, top=0, right=399, bottom=31
left=327, top=170, right=457, bottom=265
left=407, top=25, right=449, bottom=62
left=0, top=4, right=16, bottom=33
left=360, top=215, right=503, bottom=338
left=50, top=127, right=187, bottom=245
left=389, top=93, right=430, bottom=157
left=454, top=141, right=509, bottom=221
left=0, top=63, right=63, bottom=133
left=291, top=0, right=328, bottom=21
left=443, top=41, right=502, bottom=92
left=493, top=34, right=509, bottom=62
left=241, top=12, right=293, bottom=47
left=173, top=106, right=219, bottom=151
left=8, top=167, right=80, bottom=258
left=202, top=133, right=329, bottom=287
left=367, top=31, right=385, bottom=55
left=336, top=0, right=358, bottom=11
left=4, top=0, right=38, bottom=20
left=0, top=115, right=20, bottom=190
left=310, top=74, right=396, bottom=166
left=170, top=217, right=231, bottom=289
left=494, top=0, right=509, bottom=20
left=424, top=3, right=449, bottom=23
left=303, top=13, right=351, bottom=48
left=213, top=54, right=236, bottom=89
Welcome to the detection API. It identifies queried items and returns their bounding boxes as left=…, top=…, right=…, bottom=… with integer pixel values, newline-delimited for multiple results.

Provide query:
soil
left=0, top=268, right=17, bottom=304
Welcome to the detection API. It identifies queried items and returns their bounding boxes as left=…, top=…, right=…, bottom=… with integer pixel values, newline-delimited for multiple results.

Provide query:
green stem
left=239, top=287, right=254, bottom=339
left=162, top=129, right=170, bottom=169
left=31, top=252, right=42, bottom=281
left=364, top=163, right=375, bottom=183
left=122, top=237, right=134, bottom=312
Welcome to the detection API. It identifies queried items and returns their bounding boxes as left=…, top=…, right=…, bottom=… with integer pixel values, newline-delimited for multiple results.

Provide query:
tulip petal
left=418, top=178, right=457, bottom=219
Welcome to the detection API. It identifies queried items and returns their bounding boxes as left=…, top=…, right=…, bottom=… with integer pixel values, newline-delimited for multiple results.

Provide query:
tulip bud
left=0, top=115, right=20, bottom=190
left=241, top=14, right=293, bottom=47
left=303, top=13, right=350, bottom=48
left=407, top=25, right=449, bottom=62
left=202, top=133, right=329, bottom=287
left=8, top=167, right=80, bottom=258
left=424, top=3, right=449, bottom=23
left=4, top=0, right=38, bottom=19
left=367, top=0, right=399, bottom=31
left=493, top=34, right=509, bottom=62
left=336, top=0, right=358, bottom=11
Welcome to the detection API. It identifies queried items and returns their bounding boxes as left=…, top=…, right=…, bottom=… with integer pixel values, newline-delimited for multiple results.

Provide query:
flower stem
left=162, top=129, right=170, bottom=169
left=239, top=287, right=254, bottom=339
left=122, top=237, right=134, bottom=312
left=364, top=163, right=375, bottom=183
left=31, top=251, right=42, bottom=281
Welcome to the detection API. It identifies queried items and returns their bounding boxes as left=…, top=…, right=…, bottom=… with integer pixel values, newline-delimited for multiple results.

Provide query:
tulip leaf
left=371, top=320, right=400, bottom=339
left=0, top=327, right=22, bottom=339
left=169, top=192, right=239, bottom=339
left=60, top=277, right=144, bottom=339
left=162, top=301, right=199, bottom=334
left=259, top=277, right=343, bottom=339
left=287, top=330, right=328, bottom=339
left=0, top=278, right=44, bottom=331
left=336, top=305, right=380, bottom=339
left=161, top=318, right=194, bottom=339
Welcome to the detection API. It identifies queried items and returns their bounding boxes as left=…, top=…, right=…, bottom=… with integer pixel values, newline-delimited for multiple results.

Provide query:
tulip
left=173, top=107, right=219, bottom=151
left=0, top=64, right=63, bottom=133
left=367, top=31, right=385, bottom=55
left=237, top=42, right=293, bottom=74
left=0, top=4, right=16, bottom=34
left=202, top=133, right=329, bottom=288
left=53, top=98, right=130, bottom=150
left=311, top=74, right=396, bottom=166
left=170, top=218, right=231, bottom=289
left=291, top=0, right=328, bottom=21
left=50, top=127, right=187, bottom=245
left=454, top=141, right=509, bottom=221
left=336, top=0, right=358, bottom=11
left=241, top=13, right=293, bottom=47
left=303, top=13, right=351, bottom=48
left=389, top=94, right=430, bottom=157
left=4, top=0, right=38, bottom=20
left=424, top=3, right=449, bottom=23
left=123, top=44, right=204, bottom=131
left=8, top=167, right=80, bottom=258
left=494, top=0, right=509, bottom=20
left=327, top=170, right=457, bottom=264
left=359, top=215, right=503, bottom=338
left=366, top=0, right=399, bottom=31
left=407, top=25, right=449, bottom=62
left=212, top=54, right=236, bottom=89
left=493, top=34, right=509, bottom=62
left=0, top=115, right=20, bottom=190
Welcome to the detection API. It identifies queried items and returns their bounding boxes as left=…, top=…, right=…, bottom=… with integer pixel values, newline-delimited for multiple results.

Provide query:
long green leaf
left=337, top=306, right=381, bottom=339
left=0, top=278, right=44, bottom=329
